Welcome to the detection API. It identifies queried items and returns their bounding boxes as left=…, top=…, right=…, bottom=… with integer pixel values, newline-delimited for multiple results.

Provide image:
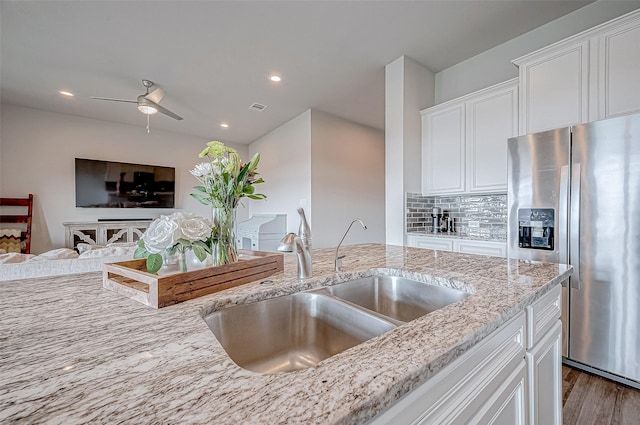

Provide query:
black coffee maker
left=431, top=207, right=441, bottom=233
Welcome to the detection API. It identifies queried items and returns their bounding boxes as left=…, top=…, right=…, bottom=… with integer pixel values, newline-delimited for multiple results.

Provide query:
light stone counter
left=0, top=244, right=571, bottom=424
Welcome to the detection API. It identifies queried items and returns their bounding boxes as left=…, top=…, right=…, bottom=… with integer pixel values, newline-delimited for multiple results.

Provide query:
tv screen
left=75, top=158, right=175, bottom=208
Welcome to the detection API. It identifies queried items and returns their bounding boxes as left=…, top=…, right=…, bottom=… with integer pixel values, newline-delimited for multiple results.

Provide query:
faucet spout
left=335, top=218, right=367, bottom=272
left=297, top=207, right=311, bottom=250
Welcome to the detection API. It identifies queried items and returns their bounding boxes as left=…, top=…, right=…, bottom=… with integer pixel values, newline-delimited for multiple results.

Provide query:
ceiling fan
left=91, top=79, right=183, bottom=120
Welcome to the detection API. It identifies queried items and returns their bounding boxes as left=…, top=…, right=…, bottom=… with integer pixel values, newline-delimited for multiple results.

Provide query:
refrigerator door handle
left=570, top=163, right=581, bottom=289
left=559, top=165, right=569, bottom=270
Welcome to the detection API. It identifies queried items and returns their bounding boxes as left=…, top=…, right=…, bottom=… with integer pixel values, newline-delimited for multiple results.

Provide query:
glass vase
left=158, top=250, right=186, bottom=275
left=176, top=252, right=187, bottom=273
left=185, top=249, right=212, bottom=270
left=211, top=206, right=238, bottom=266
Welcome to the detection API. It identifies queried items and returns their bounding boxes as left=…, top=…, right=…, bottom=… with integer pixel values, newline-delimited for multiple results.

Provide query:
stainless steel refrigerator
left=507, top=113, right=640, bottom=388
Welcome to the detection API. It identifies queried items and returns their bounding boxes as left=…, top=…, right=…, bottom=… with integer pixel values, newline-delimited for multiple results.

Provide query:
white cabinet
left=526, top=285, right=563, bottom=425
left=369, top=312, right=526, bottom=425
left=421, top=79, right=518, bottom=195
left=597, top=15, right=640, bottom=119
left=406, top=234, right=454, bottom=251
left=456, top=239, right=507, bottom=257
left=369, top=283, right=564, bottom=425
left=515, top=41, right=589, bottom=134
left=63, top=220, right=152, bottom=249
left=466, top=82, right=519, bottom=192
left=514, top=9, right=640, bottom=134
left=407, top=235, right=506, bottom=258
left=422, top=103, right=466, bottom=194
left=527, top=322, right=562, bottom=425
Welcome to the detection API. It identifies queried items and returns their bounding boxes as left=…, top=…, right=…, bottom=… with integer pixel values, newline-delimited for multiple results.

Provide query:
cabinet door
left=422, top=103, right=466, bottom=195
left=406, top=235, right=454, bottom=251
left=518, top=41, right=590, bottom=134
left=598, top=15, right=640, bottom=119
left=466, top=83, right=518, bottom=193
left=470, top=361, right=527, bottom=425
left=526, top=321, right=562, bottom=425
left=455, top=240, right=507, bottom=258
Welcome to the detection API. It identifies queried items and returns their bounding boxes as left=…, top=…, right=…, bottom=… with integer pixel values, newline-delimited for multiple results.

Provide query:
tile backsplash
left=406, top=192, right=507, bottom=241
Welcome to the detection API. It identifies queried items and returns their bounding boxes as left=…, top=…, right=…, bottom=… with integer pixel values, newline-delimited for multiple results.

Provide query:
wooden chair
left=0, top=194, right=34, bottom=254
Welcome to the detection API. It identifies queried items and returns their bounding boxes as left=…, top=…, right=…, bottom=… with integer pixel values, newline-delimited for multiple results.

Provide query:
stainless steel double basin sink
left=203, top=273, right=469, bottom=374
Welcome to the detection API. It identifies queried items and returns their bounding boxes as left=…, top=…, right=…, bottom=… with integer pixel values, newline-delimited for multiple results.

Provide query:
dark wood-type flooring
left=563, top=365, right=640, bottom=425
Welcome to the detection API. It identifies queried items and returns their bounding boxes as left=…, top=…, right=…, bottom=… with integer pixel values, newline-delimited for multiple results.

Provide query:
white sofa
left=0, top=244, right=136, bottom=282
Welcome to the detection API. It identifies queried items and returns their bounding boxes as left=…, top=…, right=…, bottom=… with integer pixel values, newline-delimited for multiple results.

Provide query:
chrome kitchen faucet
left=335, top=219, right=367, bottom=272
left=277, top=208, right=312, bottom=279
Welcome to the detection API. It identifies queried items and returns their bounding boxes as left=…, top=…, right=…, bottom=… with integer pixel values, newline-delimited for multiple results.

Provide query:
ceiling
left=1, top=1, right=593, bottom=144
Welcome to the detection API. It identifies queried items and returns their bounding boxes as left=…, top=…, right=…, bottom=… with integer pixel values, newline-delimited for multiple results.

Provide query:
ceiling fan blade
left=144, top=88, right=165, bottom=104
left=90, top=96, right=137, bottom=103
left=153, top=102, right=183, bottom=120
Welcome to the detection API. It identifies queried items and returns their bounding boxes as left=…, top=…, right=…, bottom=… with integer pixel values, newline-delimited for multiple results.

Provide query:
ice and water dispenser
left=517, top=208, right=554, bottom=250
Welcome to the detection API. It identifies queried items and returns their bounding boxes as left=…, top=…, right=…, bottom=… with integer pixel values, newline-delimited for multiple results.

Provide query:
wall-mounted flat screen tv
left=75, top=158, right=175, bottom=208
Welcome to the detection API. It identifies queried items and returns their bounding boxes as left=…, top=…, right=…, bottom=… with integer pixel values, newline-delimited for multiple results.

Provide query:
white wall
left=310, top=110, right=385, bottom=248
left=247, top=109, right=385, bottom=249
left=0, top=105, right=248, bottom=253
left=435, top=1, right=640, bottom=103
left=385, top=56, right=435, bottom=246
left=247, top=110, right=312, bottom=235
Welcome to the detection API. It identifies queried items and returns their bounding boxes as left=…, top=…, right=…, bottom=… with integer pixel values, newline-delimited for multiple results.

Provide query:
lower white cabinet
left=406, top=234, right=455, bottom=251
left=407, top=234, right=507, bottom=258
left=527, top=322, right=562, bottom=425
left=370, top=284, right=563, bottom=425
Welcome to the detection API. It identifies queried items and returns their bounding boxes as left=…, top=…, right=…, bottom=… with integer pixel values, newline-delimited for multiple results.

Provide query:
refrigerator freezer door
left=508, top=127, right=571, bottom=356
left=569, top=113, right=640, bottom=384
left=507, top=128, right=570, bottom=263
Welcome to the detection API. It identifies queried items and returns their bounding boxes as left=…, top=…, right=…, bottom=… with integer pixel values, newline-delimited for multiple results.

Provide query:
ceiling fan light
left=137, top=104, right=158, bottom=115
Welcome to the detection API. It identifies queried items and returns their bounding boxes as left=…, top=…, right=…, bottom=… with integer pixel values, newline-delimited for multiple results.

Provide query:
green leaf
left=146, top=253, right=163, bottom=274
left=192, top=244, right=207, bottom=262
left=193, top=185, right=207, bottom=193
left=243, top=185, right=255, bottom=194
left=133, top=246, right=149, bottom=259
left=237, top=164, right=249, bottom=184
left=191, top=193, right=212, bottom=206
left=247, top=194, right=267, bottom=200
left=193, top=239, right=211, bottom=254
left=176, top=238, right=192, bottom=248
left=252, top=178, right=265, bottom=184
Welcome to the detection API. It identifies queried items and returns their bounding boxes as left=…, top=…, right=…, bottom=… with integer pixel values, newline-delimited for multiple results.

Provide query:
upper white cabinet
left=422, top=103, right=466, bottom=194
left=421, top=79, right=518, bottom=195
left=514, top=9, right=640, bottom=134
left=598, top=15, right=640, bottom=119
left=466, top=83, right=519, bottom=192
left=515, top=41, right=589, bottom=134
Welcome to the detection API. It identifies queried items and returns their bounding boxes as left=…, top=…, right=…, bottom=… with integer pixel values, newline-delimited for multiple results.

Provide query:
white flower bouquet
left=134, top=212, right=212, bottom=274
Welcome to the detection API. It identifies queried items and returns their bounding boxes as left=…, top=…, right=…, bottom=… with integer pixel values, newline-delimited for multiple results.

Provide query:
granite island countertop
left=0, top=244, right=571, bottom=424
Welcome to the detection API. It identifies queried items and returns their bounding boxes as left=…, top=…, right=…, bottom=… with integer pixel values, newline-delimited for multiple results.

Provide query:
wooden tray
left=103, top=250, right=284, bottom=308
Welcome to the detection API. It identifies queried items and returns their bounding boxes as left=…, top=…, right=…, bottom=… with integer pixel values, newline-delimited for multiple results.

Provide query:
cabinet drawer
left=455, top=240, right=506, bottom=257
left=526, top=285, right=562, bottom=349
left=406, top=235, right=454, bottom=251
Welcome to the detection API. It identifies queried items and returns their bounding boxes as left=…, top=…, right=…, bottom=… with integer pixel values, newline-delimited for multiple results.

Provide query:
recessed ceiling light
left=269, top=74, right=282, bottom=83
left=220, top=123, right=229, bottom=128
left=59, top=90, right=74, bottom=97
